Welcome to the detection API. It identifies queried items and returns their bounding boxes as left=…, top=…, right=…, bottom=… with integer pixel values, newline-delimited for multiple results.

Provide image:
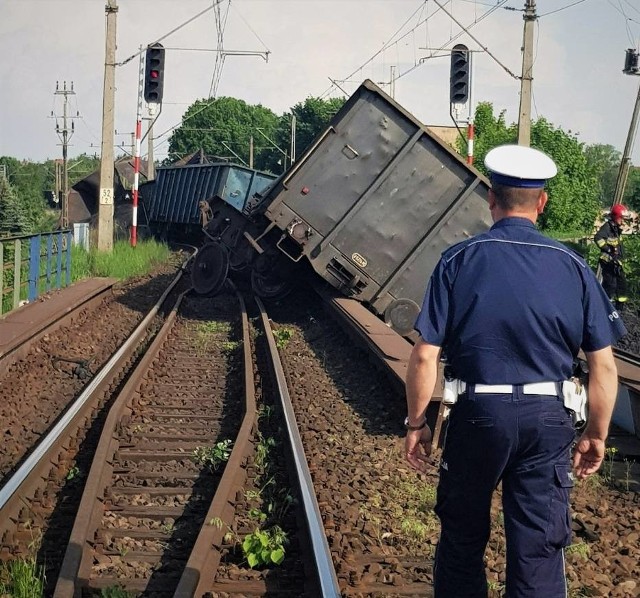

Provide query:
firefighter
left=595, top=203, right=629, bottom=310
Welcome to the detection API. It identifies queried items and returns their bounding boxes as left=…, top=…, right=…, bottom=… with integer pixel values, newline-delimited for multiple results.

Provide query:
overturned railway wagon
left=194, top=80, right=493, bottom=334
left=147, top=162, right=276, bottom=239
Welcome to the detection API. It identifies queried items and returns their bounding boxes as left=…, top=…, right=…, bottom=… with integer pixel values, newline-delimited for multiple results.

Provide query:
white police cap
left=484, top=144, right=557, bottom=188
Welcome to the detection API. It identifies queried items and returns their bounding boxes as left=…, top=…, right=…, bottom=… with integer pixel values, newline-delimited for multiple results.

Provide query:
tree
left=458, top=103, right=600, bottom=233
left=166, top=95, right=347, bottom=174
left=531, top=118, right=600, bottom=232
left=265, top=96, right=346, bottom=173
left=0, top=174, right=29, bottom=236
left=584, top=144, right=620, bottom=207
left=167, top=97, right=280, bottom=171
left=0, top=157, right=50, bottom=231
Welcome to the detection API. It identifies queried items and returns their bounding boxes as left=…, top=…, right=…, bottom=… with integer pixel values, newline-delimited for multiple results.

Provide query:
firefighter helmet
left=611, top=204, right=627, bottom=219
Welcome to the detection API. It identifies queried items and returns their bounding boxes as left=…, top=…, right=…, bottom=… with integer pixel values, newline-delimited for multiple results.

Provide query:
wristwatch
left=404, top=416, right=427, bottom=431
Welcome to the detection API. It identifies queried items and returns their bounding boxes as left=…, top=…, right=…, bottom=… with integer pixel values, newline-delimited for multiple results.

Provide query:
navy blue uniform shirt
left=414, top=217, right=627, bottom=384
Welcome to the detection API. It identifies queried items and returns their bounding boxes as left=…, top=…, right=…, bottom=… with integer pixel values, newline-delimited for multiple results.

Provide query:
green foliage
left=192, top=440, right=233, bottom=471
left=619, top=235, right=640, bottom=297
left=565, top=541, right=591, bottom=560
left=532, top=118, right=600, bottom=233
left=457, top=102, right=514, bottom=169
left=622, top=167, right=640, bottom=212
left=0, top=174, right=30, bottom=236
left=265, top=96, right=346, bottom=172
left=165, top=95, right=346, bottom=174
left=0, top=157, right=49, bottom=233
left=254, top=433, right=277, bottom=471
left=272, top=327, right=294, bottom=348
left=167, top=97, right=279, bottom=170
left=0, top=556, right=46, bottom=598
left=459, top=103, right=600, bottom=233
left=585, top=234, right=640, bottom=298
left=241, top=525, right=287, bottom=568
left=584, top=144, right=620, bottom=206
left=0, top=154, right=100, bottom=234
left=70, top=239, right=170, bottom=281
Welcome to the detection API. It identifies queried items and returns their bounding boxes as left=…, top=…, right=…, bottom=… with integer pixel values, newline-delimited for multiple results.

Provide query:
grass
left=565, top=541, right=591, bottom=560
left=70, top=239, right=170, bottom=282
left=359, top=472, right=439, bottom=551
left=193, top=320, right=232, bottom=355
left=0, top=556, right=46, bottom=598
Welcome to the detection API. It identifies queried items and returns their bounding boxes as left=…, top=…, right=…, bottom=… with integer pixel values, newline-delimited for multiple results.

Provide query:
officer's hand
left=405, top=426, right=433, bottom=473
left=572, top=434, right=606, bottom=480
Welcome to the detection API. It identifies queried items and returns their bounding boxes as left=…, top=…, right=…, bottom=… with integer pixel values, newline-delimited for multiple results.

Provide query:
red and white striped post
left=466, top=49, right=474, bottom=166
left=131, top=48, right=144, bottom=247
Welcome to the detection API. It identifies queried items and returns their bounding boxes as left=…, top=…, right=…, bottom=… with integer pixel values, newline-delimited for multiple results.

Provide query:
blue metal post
left=66, top=231, right=72, bottom=286
left=28, top=235, right=40, bottom=302
left=56, top=232, right=63, bottom=288
left=46, top=234, right=53, bottom=292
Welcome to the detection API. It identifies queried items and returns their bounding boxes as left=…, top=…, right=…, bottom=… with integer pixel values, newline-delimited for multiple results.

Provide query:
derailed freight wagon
left=146, top=162, right=276, bottom=241
left=193, top=80, right=493, bottom=334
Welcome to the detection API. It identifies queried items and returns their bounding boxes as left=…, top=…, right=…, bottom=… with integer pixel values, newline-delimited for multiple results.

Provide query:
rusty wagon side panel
left=251, top=79, right=493, bottom=332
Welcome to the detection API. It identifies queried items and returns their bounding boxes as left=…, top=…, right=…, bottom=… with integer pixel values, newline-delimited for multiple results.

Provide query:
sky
left=2, top=0, right=640, bottom=166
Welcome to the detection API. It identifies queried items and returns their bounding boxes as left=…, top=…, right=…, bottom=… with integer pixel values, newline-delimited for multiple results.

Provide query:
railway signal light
left=144, top=43, right=165, bottom=104
left=450, top=44, right=470, bottom=105
left=623, top=48, right=639, bottom=75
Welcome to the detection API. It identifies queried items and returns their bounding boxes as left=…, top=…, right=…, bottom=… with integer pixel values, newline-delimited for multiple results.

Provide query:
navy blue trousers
left=433, top=388, right=576, bottom=598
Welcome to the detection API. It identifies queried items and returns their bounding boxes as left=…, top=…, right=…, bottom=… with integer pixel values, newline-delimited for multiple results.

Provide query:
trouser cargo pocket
left=545, top=463, right=574, bottom=550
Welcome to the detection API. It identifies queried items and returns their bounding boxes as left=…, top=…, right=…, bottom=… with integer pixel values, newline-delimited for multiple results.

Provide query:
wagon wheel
left=229, top=247, right=250, bottom=272
left=250, top=251, right=295, bottom=299
left=384, top=298, right=421, bottom=336
left=191, top=242, right=230, bottom=296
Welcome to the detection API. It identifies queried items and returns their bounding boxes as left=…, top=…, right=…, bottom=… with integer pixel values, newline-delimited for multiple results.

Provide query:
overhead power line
left=116, top=1, right=223, bottom=67
left=538, top=0, right=591, bottom=18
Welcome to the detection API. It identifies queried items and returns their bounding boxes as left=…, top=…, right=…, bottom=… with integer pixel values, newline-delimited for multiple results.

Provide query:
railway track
left=51, top=288, right=341, bottom=597
left=2, top=270, right=640, bottom=596
left=0, top=266, right=187, bottom=586
left=55, top=291, right=250, bottom=595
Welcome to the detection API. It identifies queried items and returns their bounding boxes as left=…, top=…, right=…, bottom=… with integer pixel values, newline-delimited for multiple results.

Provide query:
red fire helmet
left=611, top=204, right=627, bottom=218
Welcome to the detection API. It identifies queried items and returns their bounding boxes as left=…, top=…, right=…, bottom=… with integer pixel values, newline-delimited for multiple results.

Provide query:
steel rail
left=174, top=285, right=257, bottom=597
left=54, top=288, right=191, bottom=596
left=255, top=296, right=341, bottom=598
left=55, top=286, right=250, bottom=596
left=0, top=267, right=185, bottom=512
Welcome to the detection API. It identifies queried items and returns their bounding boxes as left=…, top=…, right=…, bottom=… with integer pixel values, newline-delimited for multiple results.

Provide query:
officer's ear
left=536, top=190, right=548, bottom=215
left=488, top=189, right=497, bottom=211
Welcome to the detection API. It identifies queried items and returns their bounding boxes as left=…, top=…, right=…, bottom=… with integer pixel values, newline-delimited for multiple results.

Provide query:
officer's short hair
left=491, top=183, right=544, bottom=211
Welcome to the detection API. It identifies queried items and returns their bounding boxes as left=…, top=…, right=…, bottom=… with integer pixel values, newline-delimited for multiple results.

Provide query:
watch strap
left=404, top=416, right=427, bottom=431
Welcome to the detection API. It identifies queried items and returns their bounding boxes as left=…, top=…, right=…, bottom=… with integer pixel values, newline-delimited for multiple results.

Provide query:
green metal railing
left=1, top=230, right=72, bottom=316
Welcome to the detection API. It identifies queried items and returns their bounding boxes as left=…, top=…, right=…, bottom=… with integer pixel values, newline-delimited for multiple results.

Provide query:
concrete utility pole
left=517, top=0, right=537, bottom=146
left=98, top=0, right=118, bottom=252
left=613, top=50, right=640, bottom=205
left=613, top=81, right=640, bottom=206
left=53, top=81, right=79, bottom=229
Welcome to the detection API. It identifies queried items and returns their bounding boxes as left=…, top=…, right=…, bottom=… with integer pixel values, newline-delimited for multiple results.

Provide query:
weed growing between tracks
left=213, top=313, right=303, bottom=584
left=0, top=526, right=46, bottom=598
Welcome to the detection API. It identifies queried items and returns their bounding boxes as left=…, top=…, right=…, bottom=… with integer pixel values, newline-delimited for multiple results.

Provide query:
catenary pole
left=517, top=0, right=536, bottom=146
left=98, top=0, right=118, bottom=252
left=53, top=81, right=77, bottom=229
left=613, top=78, right=640, bottom=206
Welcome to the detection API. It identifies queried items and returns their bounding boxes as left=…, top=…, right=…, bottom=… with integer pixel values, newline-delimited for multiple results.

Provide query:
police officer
left=595, top=203, right=629, bottom=310
left=404, top=144, right=626, bottom=597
